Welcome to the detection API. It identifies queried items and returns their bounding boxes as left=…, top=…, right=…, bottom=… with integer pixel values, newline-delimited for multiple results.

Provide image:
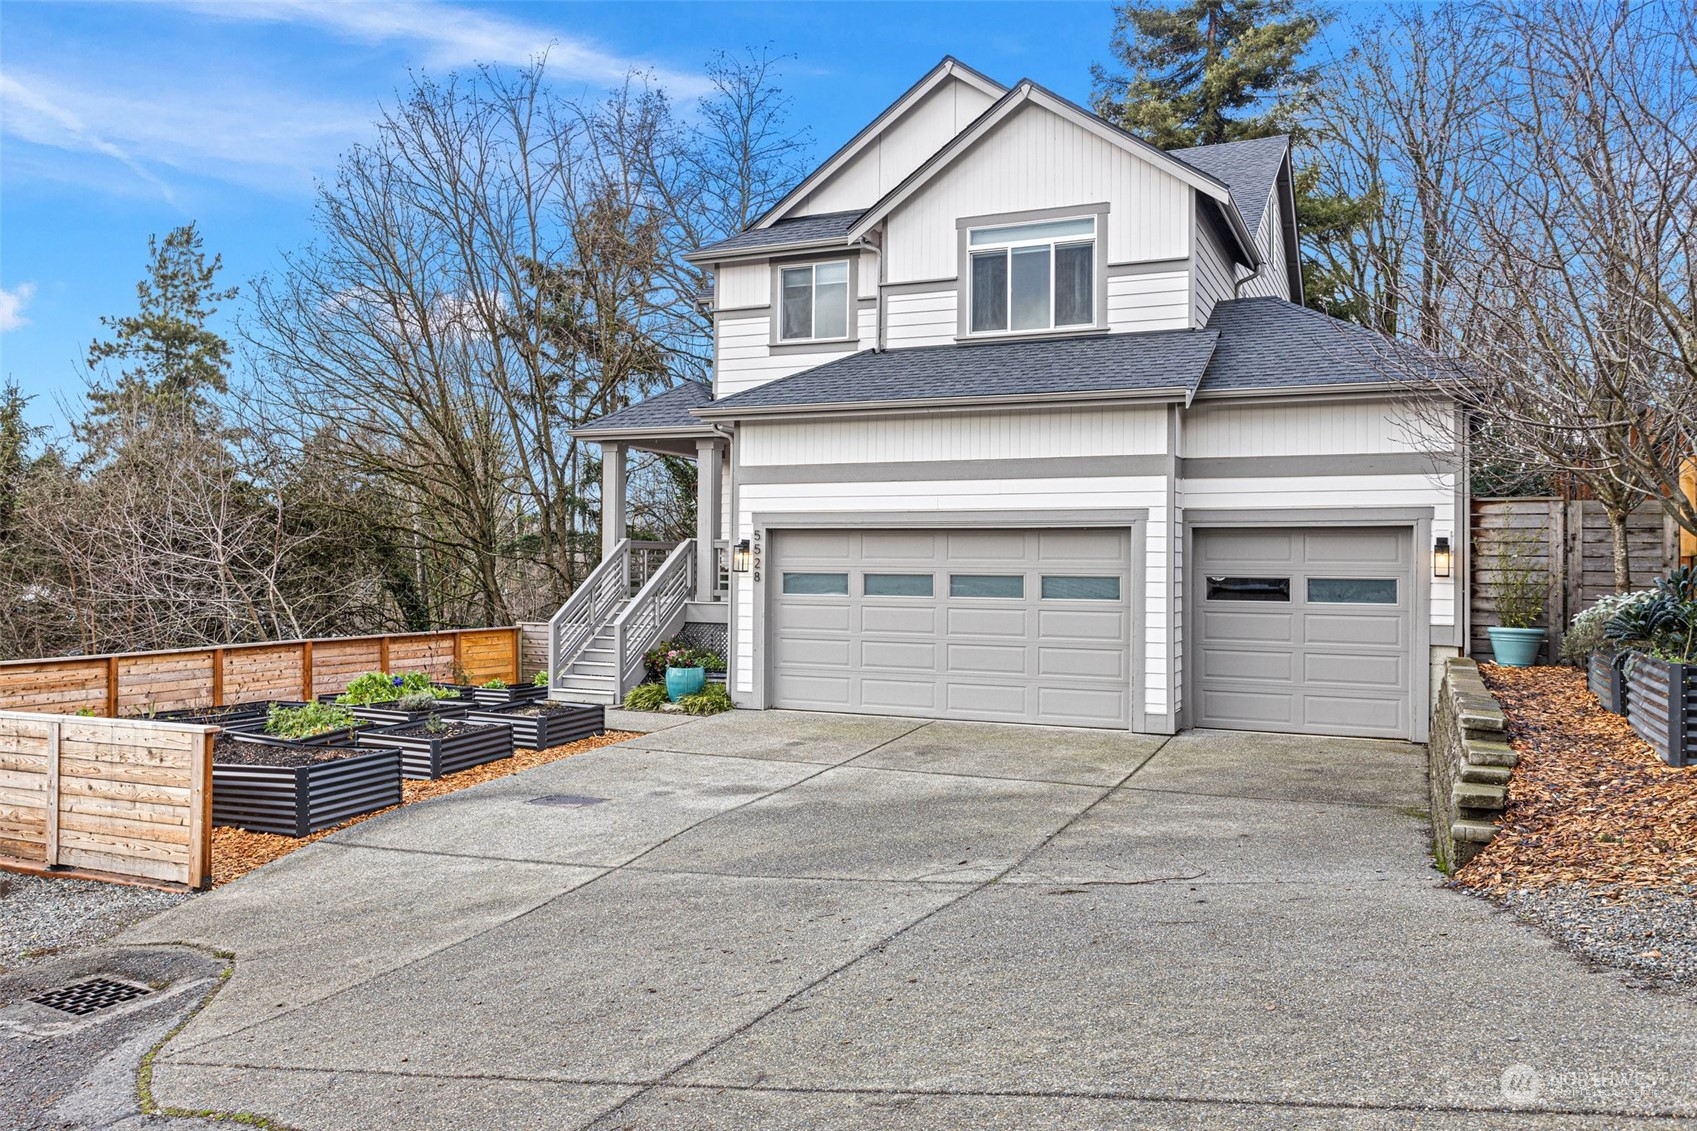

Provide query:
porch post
left=601, top=442, right=627, bottom=562
left=695, top=438, right=724, bottom=601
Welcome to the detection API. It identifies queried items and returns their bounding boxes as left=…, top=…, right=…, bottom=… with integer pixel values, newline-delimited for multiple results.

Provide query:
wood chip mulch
left=1451, top=664, right=1697, bottom=896
left=209, top=731, right=638, bottom=886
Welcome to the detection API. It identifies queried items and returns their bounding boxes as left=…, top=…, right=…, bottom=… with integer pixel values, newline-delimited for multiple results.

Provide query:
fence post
left=210, top=648, right=225, bottom=707
left=105, top=656, right=119, bottom=718
left=452, top=632, right=463, bottom=683
left=301, top=641, right=315, bottom=702
left=189, top=730, right=213, bottom=889
left=510, top=627, right=521, bottom=683
left=378, top=635, right=390, bottom=673
left=45, top=719, right=61, bottom=867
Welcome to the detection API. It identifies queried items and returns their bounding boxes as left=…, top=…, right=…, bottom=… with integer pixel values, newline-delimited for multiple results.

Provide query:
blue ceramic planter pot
left=666, top=666, right=706, bottom=701
left=1487, top=627, right=1546, bottom=668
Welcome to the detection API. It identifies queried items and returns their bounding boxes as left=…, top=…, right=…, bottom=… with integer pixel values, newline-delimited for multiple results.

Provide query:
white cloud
left=0, top=283, right=37, bottom=333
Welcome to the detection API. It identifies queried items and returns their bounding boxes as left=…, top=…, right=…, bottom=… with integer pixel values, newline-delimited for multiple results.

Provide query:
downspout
left=856, top=234, right=885, bottom=352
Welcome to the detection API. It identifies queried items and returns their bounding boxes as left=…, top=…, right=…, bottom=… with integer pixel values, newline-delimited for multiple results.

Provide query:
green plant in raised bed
left=1607, top=565, right=1697, bottom=661
left=265, top=701, right=360, bottom=740
left=395, top=691, right=442, bottom=713
left=1561, top=591, right=1654, bottom=662
left=623, top=683, right=668, bottom=711
left=338, top=671, right=454, bottom=705
left=424, top=712, right=450, bottom=735
left=677, top=683, right=733, bottom=716
left=533, top=669, right=550, bottom=687
left=481, top=678, right=509, bottom=689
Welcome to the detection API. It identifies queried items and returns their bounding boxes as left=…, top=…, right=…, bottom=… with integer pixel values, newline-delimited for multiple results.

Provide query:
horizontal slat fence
left=0, top=711, right=215, bottom=887
left=1471, top=499, right=1680, bottom=661
left=0, top=628, right=520, bottom=717
left=518, top=623, right=550, bottom=683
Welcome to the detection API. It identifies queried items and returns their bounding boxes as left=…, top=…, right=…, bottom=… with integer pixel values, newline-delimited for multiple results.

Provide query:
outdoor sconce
left=1433, top=536, right=1452, bottom=578
left=731, top=539, right=752, bottom=573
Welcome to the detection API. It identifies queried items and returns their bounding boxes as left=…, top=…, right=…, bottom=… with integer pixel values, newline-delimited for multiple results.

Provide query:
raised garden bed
left=1624, top=653, right=1697, bottom=767
left=465, top=700, right=604, bottom=750
left=465, top=683, right=550, bottom=707
left=156, top=700, right=307, bottom=730
left=356, top=718, right=514, bottom=780
left=212, top=735, right=402, bottom=837
left=1587, top=652, right=1628, bottom=715
left=344, top=698, right=475, bottom=727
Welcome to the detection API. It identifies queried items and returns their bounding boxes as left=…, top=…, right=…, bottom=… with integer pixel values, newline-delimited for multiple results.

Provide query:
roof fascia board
left=1277, top=150, right=1305, bottom=303
left=1191, top=382, right=1450, bottom=404
left=752, top=58, right=1007, bottom=231
left=568, top=424, right=719, bottom=441
left=694, top=385, right=1189, bottom=422
left=683, top=236, right=854, bottom=266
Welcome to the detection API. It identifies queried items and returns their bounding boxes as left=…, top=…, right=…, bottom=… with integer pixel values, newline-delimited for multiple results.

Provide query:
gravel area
left=1498, top=884, right=1697, bottom=988
left=0, top=873, right=190, bottom=973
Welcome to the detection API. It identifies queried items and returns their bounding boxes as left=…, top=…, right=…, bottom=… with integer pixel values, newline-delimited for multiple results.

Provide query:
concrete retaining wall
left=1429, top=658, right=1517, bottom=871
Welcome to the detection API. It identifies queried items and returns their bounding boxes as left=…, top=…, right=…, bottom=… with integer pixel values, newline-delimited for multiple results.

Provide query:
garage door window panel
left=782, top=572, right=849, bottom=595
left=865, top=573, right=934, bottom=597
left=1206, top=576, right=1291, bottom=601
left=1041, top=575, right=1121, bottom=600
left=1306, top=578, right=1399, bottom=604
left=950, top=574, right=1025, bottom=599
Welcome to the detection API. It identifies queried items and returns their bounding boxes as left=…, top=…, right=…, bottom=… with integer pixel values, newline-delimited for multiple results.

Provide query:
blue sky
left=0, top=0, right=1341, bottom=428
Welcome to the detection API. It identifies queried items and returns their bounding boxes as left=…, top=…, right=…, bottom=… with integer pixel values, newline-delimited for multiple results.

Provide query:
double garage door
left=1190, top=527, right=1414, bottom=739
left=769, top=528, right=1132, bottom=727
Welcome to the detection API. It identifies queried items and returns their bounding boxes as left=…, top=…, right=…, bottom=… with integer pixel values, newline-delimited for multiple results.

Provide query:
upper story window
left=779, top=261, right=850, bottom=341
left=967, top=216, right=1095, bottom=335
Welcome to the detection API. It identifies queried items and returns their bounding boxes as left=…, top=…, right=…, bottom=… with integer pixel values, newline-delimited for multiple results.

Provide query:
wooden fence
left=518, top=623, right=549, bottom=683
left=0, top=711, right=214, bottom=888
left=1471, top=498, right=1681, bottom=660
left=0, top=628, right=520, bottom=717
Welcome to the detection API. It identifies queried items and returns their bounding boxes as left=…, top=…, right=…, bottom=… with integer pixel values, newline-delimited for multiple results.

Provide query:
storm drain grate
left=527, top=793, right=608, bottom=808
left=29, top=978, right=151, bottom=1016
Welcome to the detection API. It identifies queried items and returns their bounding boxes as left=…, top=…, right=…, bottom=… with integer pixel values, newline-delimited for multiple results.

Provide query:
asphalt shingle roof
left=691, top=210, right=864, bottom=260
left=573, top=381, right=714, bottom=435
left=1168, top=136, right=1289, bottom=238
left=1198, top=297, right=1427, bottom=393
left=699, top=329, right=1219, bottom=414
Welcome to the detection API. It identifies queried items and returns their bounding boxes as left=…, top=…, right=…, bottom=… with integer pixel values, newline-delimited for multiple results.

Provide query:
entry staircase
left=546, top=539, right=704, bottom=705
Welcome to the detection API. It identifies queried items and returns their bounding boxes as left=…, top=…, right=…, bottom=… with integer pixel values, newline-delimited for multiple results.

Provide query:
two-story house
left=560, top=58, right=1462, bottom=743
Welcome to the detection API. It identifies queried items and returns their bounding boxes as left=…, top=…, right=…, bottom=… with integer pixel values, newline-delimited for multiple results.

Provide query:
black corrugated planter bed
left=224, top=720, right=376, bottom=747
left=1623, top=653, right=1697, bottom=767
left=465, top=700, right=604, bottom=750
left=357, top=718, right=515, bottom=780
left=1587, top=652, right=1629, bottom=715
left=157, top=700, right=308, bottom=730
left=466, top=684, right=550, bottom=707
left=212, top=735, right=402, bottom=837
left=344, top=698, right=476, bottom=727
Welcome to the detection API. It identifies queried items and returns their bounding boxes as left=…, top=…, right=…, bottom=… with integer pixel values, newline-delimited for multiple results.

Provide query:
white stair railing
left=613, top=540, right=695, bottom=699
left=547, top=540, right=632, bottom=689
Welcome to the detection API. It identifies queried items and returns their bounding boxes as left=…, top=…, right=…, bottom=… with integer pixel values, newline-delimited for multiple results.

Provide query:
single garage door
left=1191, top=527, right=1414, bottom=739
left=769, top=528, right=1132, bottom=727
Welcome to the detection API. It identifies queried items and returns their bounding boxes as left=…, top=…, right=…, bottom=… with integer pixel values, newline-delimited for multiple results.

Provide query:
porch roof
left=570, top=381, right=717, bottom=455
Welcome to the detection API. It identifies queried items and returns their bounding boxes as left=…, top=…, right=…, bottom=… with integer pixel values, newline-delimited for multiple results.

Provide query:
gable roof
left=1168, top=136, right=1290, bottom=240
left=686, top=210, right=863, bottom=264
left=750, top=57, right=1007, bottom=232
left=844, top=80, right=1261, bottom=268
left=571, top=381, right=715, bottom=438
left=695, top=330, right=1219, bottom=418
left=1196, top=298, right=1431, bottom=395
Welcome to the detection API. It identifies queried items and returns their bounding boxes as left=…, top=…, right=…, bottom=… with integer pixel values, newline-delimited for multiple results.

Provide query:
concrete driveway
left=119, top=711, right=1697, bottom=1129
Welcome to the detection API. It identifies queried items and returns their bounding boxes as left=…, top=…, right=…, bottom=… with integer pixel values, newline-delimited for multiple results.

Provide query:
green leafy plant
left=676, top=683, right=733, bottom=716
left=73, top=707, right=98, bottom=717
left=1482, top=530, right=1547, bottom=629
left=264, top=701, right=359, bottom=740
left=533, top=669, right=550, bottom=688
left=337, top=671, right=452, bottom=705
left=481, top=678, right=509, bottom=689
left=1561, top=591, right=1654, bottom=661
left=395, top=691, right=441, bottom=713
left=623, top=682, right=668, bottom=711
left=423, top=712, right=450, bottom=735
left=1606, top=566, right=1697, bottom=661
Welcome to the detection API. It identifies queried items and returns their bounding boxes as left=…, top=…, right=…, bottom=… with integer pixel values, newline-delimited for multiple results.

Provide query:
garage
left=768, top=528, right=1133, bottom=727
left=1189, top=527, right=1415, bottom=739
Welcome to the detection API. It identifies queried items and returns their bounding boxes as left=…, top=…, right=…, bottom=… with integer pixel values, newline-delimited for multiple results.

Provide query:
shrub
left=265, top=701, right=359, bottom=740
left=1606, top=566, right=1697, bottom=661
left=644, top=640, right=725, bottom=678
left=677, top=683, right=733, bottom=716
left=482, top=678, right=509, bottom=689
left=1485, top=531, right=1547, bottom=629
left=532, top=669, right=550, bottom=687
left=1561, top=591, right=1654, bottom=661
left=623, top=682, right=668, bottom=711
left=395, top=691, right=442, bottom=712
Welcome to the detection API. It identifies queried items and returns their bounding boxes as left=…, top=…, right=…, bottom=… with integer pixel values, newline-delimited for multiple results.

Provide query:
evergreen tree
left=0, top=380, right=42, bottom=542
left=84, top=223, right=237, bottom=432
left=1092, top=0, right=1373, bottom=316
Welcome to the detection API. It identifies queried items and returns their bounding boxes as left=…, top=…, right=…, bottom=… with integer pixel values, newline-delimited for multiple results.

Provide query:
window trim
left=961, top=213, right=1100, bottom=338
left=773, top=257, right=854, bottom=344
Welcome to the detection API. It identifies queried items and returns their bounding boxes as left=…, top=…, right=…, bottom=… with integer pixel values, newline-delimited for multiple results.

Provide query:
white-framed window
left=967, top=216, right=1096, bottom=335
left=778, top=261, right=850, bottom=341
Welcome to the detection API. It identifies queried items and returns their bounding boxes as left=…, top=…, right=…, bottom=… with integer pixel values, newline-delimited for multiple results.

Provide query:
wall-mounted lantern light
left=731, top=539, right=752, bottom=573
left=1433, top=536, right=1452, bottom=578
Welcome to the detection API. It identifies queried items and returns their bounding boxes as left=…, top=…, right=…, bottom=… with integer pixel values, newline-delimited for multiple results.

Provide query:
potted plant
left=663, top=646, right=709, bottom=702
left=1484, top=532, right=1548, bottom=667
